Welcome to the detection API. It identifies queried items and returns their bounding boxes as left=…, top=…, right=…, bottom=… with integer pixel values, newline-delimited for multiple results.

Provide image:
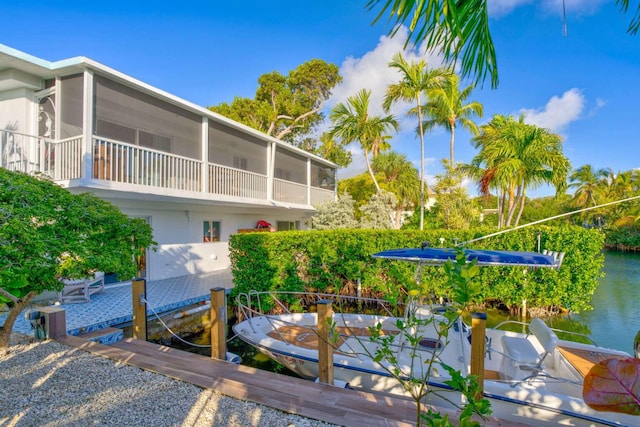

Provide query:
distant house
left=0, top=44, right=337, bottom=281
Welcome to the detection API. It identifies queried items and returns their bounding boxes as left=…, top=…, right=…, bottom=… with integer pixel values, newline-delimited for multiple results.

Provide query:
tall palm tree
left=383, top=53, right=449, bottom=230
left=329, top=89, right=399, bottom=193
left=470, top=115, right=571, bottom=228
left=422, top=74, right=483, bottom=166
left=372, top=151, right=420, bottom=228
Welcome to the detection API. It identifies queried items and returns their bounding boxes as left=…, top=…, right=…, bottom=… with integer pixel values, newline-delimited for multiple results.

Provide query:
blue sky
left=3, top=0, right=639, bottom=197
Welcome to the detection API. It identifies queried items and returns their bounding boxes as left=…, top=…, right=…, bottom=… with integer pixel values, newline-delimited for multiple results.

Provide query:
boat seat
left=501, top=335, right=541, bottom=365
left=500, top=318, right=559, bottom=381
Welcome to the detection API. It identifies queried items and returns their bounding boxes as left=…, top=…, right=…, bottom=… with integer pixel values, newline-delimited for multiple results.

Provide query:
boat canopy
left=372, top=248, right=560, bottom=268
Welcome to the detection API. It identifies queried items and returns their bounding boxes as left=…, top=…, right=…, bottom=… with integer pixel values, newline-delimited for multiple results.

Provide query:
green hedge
left=229, top=226, right=604, bottom=313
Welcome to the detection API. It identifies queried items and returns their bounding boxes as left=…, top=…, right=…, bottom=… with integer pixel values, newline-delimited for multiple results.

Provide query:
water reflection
left=573, top=250, right=640, bottom=354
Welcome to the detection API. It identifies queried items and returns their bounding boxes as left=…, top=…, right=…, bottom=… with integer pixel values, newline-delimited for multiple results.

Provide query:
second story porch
left=1, top=129, right=336, bottom=208
left=0, top=50, right=337, bottom=209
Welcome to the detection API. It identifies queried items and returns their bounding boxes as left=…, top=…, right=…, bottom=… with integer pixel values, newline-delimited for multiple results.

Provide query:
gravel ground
left=0, top=334, right=340, bottom=427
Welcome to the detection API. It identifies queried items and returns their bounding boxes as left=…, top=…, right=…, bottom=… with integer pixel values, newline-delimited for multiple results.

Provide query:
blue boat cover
left=372, top=248, right=558, bottom=267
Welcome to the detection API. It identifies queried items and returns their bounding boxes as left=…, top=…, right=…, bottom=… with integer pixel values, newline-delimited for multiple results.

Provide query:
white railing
left=93, top=138, right=202, bottom=192
left=0, top=130, right=82, bottom=180
left=208, top=164, right=268, bottom=200
left=1, top=130, right=337, bottom=208
left=50, top=136, right=83, bottom=180
left=310, top=187, right=335, bottom=206
left=273, top=178, right=308, bottom=205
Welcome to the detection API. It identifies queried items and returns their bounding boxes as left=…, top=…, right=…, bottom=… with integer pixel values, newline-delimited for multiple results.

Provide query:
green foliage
left=229, top=226, right=604, bottom=313
left=431, top=163, right=481, bottom=230
left=209, top=59, right=341, bottom=148
left=359, top=191, right=397, bottom=229
left=0, top=170, right=155, bottom=303
left=311, top=193, right=359, bottom=230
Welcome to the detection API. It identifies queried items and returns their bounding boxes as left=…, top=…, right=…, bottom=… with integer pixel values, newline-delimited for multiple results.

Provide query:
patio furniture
left=59, top=272, right=105, bottom=303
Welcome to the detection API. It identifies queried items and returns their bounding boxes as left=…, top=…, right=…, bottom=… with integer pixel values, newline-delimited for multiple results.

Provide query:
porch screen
left=274, top=148, right=306, bottom=184
left=310, top=160, right=335, bottom=190
left=208, top=122, right=267, bottom=174
left=60, top=74, right=83, bottom=139
left=93, top=75, right=201, bottom=159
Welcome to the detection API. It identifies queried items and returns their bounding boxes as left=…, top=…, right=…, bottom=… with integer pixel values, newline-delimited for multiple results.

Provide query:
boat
left=232, top=248, right=637, bottom=426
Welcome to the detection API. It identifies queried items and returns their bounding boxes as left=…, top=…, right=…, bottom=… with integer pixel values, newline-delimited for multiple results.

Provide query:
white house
left=0, top=44, right=337, bottom=281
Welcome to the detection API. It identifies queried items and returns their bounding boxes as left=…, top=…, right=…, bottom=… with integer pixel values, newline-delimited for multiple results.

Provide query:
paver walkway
left=0, top=269, right=234, bottom=335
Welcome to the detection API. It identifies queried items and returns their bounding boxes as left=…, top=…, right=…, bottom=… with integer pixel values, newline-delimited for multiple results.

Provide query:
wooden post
left=470, top=312, right=487, bottom=399
left=210, top=288, right=227, bottom=360
left=132, top=278, right=147, bottom=340
left=39, top=307, right=67, bottom=339
left=317, top=299, right=334, bottom=385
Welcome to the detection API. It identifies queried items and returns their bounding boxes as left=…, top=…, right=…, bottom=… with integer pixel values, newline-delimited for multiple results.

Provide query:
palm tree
left=422, top=73, right=483, bottom=166
left=470, top=115, right=571, bottom=228
left=569, top=165, right=608, bottom=209
left=383, top=53, right=449, bottom=230
left=329, top=89, right=399, bottom=193
left=372, top=151, right=420, bottom=228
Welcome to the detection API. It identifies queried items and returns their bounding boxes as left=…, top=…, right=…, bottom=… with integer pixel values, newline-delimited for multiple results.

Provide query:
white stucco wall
left=112, top=200, right=311, bottom=281
left=0, top=88, right=35, bottom=134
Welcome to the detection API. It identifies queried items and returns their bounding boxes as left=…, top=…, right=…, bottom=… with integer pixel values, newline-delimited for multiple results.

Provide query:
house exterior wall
left=0, top=45, right=336, bottom=282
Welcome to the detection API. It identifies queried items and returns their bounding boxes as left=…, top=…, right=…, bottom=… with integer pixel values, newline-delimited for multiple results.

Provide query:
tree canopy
left=209, top=59, right=341, bottom=148
left=0, top=169, right=155, bottom=351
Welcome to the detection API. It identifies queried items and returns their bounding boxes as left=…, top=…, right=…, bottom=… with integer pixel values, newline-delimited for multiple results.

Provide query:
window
left=276, top=221, right=299, bottom=231
left=203, top=221, right=221, bottom=242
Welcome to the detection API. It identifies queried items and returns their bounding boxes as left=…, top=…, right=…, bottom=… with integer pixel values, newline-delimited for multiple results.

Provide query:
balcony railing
left=1, top=130, right=335, bottom=208
left=0, top=130, right=82, bottom=180
left=310, top=187, right=336, bottom=206
left=208, top=164, right=267, bottom=199
left=273, top=178, right=308, bottom=205
left=93, top=138, right=201, bottom=192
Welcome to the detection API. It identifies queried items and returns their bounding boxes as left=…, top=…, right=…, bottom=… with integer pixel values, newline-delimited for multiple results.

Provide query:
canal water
left=166, top=250, right=640, bottom=366
left=572, top=250, right=640, bottom=354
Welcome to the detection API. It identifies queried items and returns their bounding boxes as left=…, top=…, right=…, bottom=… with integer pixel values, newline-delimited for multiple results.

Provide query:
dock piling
left=470, top=312, right=487, bottom=399
left=210, top=288, right=227, bottom=360
left=317, top=300, right=334, bottom=385
left=132, top=278, right=147, bottom=340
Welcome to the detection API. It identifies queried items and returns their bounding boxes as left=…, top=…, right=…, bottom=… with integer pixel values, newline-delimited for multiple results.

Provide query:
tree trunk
left=364, top=150, right=381, bottom=194
left=498, top=191, right=506, bottom=229
left=417, top=103, right=425, bottom=231
left=0, top=291, right=38, bottom=353
left=449, top=121, right=455, bottom=166
left=514, top=188, right=528, bottom=227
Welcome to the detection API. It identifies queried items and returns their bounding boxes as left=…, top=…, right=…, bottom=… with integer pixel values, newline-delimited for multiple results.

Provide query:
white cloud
left=328, top=26, right=445, bottom=118
left=519, top=88, right=585, bottom=131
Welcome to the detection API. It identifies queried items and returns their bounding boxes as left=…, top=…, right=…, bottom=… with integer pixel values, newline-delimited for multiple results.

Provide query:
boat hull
left=233, top=312, right=637, bottom=427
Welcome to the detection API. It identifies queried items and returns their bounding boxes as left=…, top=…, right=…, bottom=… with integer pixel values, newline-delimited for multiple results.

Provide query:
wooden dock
left=56, top=334, right=525, bottom=427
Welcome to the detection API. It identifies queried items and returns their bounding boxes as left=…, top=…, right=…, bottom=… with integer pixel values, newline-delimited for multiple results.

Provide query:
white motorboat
left=232, top=248, right=637, bottom=426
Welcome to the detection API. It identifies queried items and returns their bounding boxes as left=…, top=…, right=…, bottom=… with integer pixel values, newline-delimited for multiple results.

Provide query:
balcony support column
left=81, top=70, right=94, bottom=181
left=201, top=117, right=208, bottom=194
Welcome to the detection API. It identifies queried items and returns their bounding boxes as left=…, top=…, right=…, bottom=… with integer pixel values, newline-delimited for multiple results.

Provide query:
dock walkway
left=56, top=334, right=522, bottom=427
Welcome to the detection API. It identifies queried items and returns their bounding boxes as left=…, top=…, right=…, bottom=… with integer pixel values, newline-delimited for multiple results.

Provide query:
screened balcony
left=1, top=129, right=335, bottom=207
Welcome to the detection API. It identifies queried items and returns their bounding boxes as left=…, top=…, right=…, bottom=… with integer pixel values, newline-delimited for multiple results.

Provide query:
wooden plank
left=56, top=334, right=530, bottom=427
left=558, top=346, right=629, bottom=378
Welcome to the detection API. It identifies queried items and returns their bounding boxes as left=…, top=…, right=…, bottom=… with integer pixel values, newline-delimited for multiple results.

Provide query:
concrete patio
left=0, top=269, right=234, bottom=337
